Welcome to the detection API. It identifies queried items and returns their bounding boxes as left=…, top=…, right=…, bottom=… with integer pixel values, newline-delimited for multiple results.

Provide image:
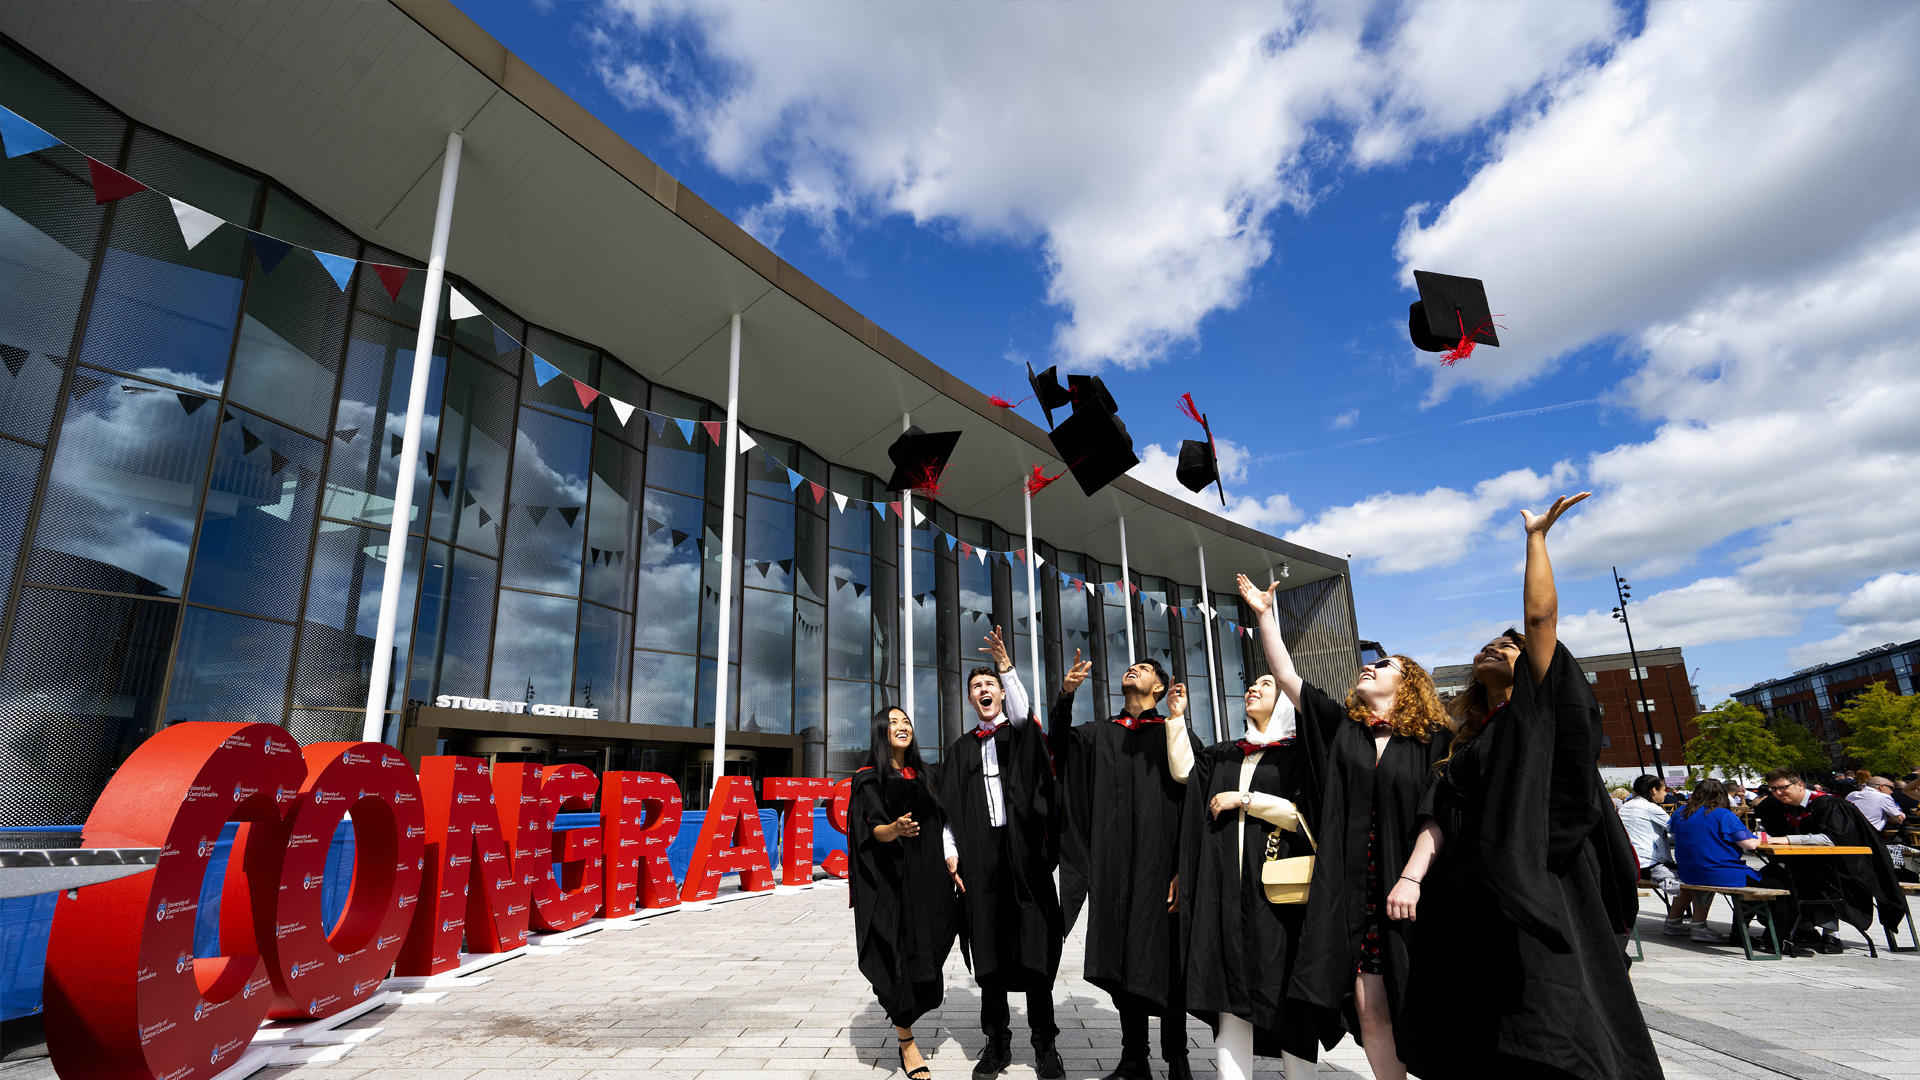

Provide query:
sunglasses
left=1371, top=658, right=1398, bottom=671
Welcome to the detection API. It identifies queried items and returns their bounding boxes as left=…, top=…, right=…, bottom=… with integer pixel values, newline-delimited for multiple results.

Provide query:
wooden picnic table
left=1754, top=844, right=1871, bottom=855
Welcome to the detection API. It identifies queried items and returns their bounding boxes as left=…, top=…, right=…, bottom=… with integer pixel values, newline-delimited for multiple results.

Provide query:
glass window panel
left=910, top=523, right=935, bottom=666
left=744, top=493, right=795, bottom=593
left=0, top=587, right=173, bottom=827
left=0, top=39, right=131, bottom=161
left=0, top=137, right=106, bottom=446
left=958, top=548, right=994, bottom=669
left=76, top=129, right=258, bottom=395
left=292, top=525, right=422, bottom=713
left=323, top=315, right=444, bottom=530
left=429, top=348, right=514, bottom=557
left=827, top=551, right=872, bottom=680
left=872, top=555, right=897, bottom=702
left=594, top=356, right=648, bottom=445
left=575, top=602, right=630, bottom=722
left=748, top=436, right=797, bottom=501
left=827, top=468, right=870, bottom=553
left=698, top=505, right=734, bottom=660
left=501, top=406, right=590, bottom=597
left=187, top=410, right=322, bottom=621
left=911, top=667, right=940, bottom=763
left=584, top=432, right=643, bottom=610
left=520, top=328, right=598, bottom=421
left=488, top=589, right=576, bottom=705
left=794, top=507, right=827, bottom=604
left=351, top=242, right=431, bottom=326
left=741, top=588, right=793, bottom=734
left=165, top=607, right=294, bottom=725
left=407, top=542, right=498, bottom=707
left=634, top=489, right=703, bottom=653
left=226, top=189, right=351, bottom=435
left=643, top=387, right=708, bottom=496
left=0, top=442, right=43, bottom=625
left=1059, top=572, right=1096, bottom=727
left=631, top=648, right=697, bottom=727
left=794, top=598, right=825, bottom=751
left=827, top=679, right=872, bottom=778
left=447, top=283, right=522, bottom=377
left=27, top=367, right=219, bottom=596
left=1216, top=593, right=1250, bottom=741
left=695, top=657, right=737, bottom=732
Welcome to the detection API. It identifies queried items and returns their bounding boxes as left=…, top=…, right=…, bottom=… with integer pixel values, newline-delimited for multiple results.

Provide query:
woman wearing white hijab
left=1170, top=672, right=1325, bottom=1080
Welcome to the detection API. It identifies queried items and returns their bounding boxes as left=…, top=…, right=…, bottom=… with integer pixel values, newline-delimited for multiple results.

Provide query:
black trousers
left=1116, top=992, right=1186, bottom=1062
left=980, top=978, right=1058, bottom=1044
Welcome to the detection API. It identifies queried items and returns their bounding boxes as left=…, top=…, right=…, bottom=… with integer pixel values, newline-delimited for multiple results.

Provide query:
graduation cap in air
left=1175, top=394, right=1225, bottom=506
left=884, top=425, right=961, bottom=495
left=1026, top=362, right=1074, bottom=428
left=1408, top=270, right=1501, bottom=364
left=1043, top=374, right=1138, bottom=496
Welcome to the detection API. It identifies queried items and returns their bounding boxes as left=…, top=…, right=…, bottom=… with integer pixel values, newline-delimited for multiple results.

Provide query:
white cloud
left=1284, top=463, right=1573, bottom=575
left=1787, top=573, right=1920, bottom=667
left=1130, top=438, right=1299, bottom=533
left=590, top=0, right=1620, bottom=369
left=1555, top=578, right=1836, bottom=657
left=1397, top=3, right=1920, bottom=400
left=1328, top=409, right=1358, bottom=430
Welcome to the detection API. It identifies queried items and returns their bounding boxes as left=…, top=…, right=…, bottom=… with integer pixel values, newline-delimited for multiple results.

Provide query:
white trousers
left=1216, top=1014, right=1314, bottom=1080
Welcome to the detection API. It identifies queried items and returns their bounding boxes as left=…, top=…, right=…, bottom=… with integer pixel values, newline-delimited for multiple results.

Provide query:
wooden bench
left=1893, top=883, right=1920, bottom=953
left=1677, top=884, right=1790, bottom=960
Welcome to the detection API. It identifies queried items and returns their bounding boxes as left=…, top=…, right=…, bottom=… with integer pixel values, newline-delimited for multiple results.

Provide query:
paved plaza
left=5, top=884, right=1916, bottom=1080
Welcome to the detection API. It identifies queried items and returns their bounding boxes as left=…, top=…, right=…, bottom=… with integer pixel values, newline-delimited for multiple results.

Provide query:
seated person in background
left=1753, top=768, right=1907, bottom=954
left=1618, top=775, right=1685, bottom=934
left=1724, top=782, right=1750, bottom=810
left=1668, top=779, right=1763, bottom=943
left=1848, top=777, right=1907, bottom=831
left=1893, top=772, right=1919, bottom=814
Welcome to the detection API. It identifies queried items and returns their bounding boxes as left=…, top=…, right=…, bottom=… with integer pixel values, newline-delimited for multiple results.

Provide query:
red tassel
left=989, top=393, right=1031, bottom=410
left=913, top=463, right=944, bottom=500
left=1439, top=310, right=1503, bottom=367
left=1025, top=463, right=1065, bottom=497
left=1177, top=392, right=1204, bottom=426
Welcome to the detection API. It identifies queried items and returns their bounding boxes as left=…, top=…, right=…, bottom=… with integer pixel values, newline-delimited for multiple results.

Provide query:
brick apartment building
left=1732, top=639, right=1919, bottom=762
left=1433, top=645, right=1700, bottom=779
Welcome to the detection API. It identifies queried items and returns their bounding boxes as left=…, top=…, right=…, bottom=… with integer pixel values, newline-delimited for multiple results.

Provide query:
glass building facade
left=0, top=37, right=1358, bottom=825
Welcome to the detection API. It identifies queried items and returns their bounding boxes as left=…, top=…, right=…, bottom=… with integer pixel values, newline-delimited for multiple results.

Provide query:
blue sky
left=454, top=0, right=1920, bottom=701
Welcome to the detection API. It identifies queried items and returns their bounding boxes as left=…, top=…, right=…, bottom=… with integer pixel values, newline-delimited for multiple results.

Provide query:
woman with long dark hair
left=1236, top=574, right=1450, bottom=1080
left=850, top=705, right=958, bottom=1080
left=1398, top=493, right=1663, bottom=1080
left=1667, top=778, right=1763, bottom=942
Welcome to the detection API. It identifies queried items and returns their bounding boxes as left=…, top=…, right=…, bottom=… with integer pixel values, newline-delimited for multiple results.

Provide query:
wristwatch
left=1240, top=791, right=1252, bottom=809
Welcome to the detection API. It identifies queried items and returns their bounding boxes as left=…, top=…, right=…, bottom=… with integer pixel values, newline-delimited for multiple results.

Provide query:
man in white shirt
left=1617, top=775, right=1685, bottom=934
left=1848, top=777, right=1907, bottom=831
left=938, top=627, right=1062, bottom=1080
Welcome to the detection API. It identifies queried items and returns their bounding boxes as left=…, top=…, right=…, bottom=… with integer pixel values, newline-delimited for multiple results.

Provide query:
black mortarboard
left=884, top=426, right=961, bottom=493
left=1047, top=407, right=1137, bottom=496
left=1066, top=373, right=1118, bottom=416
left=1409, top=270, right=1500, bottom=353
left=1176, top=439, right=1221, bottom=501
left=1026, top=362, right=1073, bottom=428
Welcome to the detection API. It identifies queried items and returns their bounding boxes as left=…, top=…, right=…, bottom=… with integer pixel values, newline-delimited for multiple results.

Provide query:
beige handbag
left=1261, top=815, right=1316, bottom=905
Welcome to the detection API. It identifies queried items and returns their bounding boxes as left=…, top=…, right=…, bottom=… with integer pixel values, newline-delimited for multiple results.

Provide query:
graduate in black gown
left=851, top=705, right=959, bottom=1080
left=1398, top=493, right=1664, bottom=1080
left=1238, top=574, right=1451, bottom=1080
left=1174, top=673, right=1321, bottom=1080
left=938, top=626, right=1064, bottom=1080
left=1048, top=652, right=1200, bottom=1080
left=1750, top=768, right=1906, bottom=952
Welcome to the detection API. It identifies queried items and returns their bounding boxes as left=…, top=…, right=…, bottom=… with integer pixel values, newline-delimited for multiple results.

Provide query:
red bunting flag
left=960, top=542, right=973, bottom=558
left=1015, top=549, right=1026, bottom=563
left=809, top=482, right=825, bottom=504
left=702, top=420, right=722, bottom=445
left=574, top=380, right=600, bottom=409
left=373, top=264, right=409, bottom=301
left=888, top=501, right=902, bottom=520
left=86, top=157, right=146, bottom=204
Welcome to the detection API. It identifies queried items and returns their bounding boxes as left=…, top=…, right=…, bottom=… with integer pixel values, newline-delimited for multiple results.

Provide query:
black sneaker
left=1034, top=1042, right=1065, bottom=1080
left=1099, top=1059, right=1149, bottom=1080
left=1819, top=933, right=1846, bottom=954
left=973, top=1039, right=1012, bottom=1080
left=1165, top=1057, right=1193, bottom=1080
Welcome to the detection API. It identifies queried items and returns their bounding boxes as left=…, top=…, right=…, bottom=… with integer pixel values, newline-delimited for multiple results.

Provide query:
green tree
left=1685, top=701, right=1787, bottom=786
left=1837, top=683, right=1920, bottom=777
left=1767, top=715, right=1833, bottom=776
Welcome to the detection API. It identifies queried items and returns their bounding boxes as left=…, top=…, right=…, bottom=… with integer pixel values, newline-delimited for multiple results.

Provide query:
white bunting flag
left=447, top=287, right=481, bottom=320
left=833, top=492, right=849, bottom=512
left=912, top=507, right=926, bottom=526
left=1035, top=553, right=1046, bottom=568
left=169, top=198, right=223, bottom=250
left=976, top=547, right=988, bottom=564
left=740, top=433, right=758, bottom=453
left=607, top=397, right=635, bottom=426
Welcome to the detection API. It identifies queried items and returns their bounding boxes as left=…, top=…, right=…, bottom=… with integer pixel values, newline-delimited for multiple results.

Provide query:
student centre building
left=0, top=0, right=1357, bottom=825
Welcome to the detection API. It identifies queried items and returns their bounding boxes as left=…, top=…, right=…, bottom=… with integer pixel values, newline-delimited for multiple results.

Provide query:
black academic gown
left=938, top=719, right=1064, bottom=987
left=1178, top=737, right=1322, bottom=1060
left=1403, top=645, right=1662, bottom=1080
left=850, top=766, right=959, bottom=1027
left=1287, top=683, right=1446, bottom=1048
left=1048, top=695, right=1201, bottom=1013
left=1752, top=793, right=1906, bottom=940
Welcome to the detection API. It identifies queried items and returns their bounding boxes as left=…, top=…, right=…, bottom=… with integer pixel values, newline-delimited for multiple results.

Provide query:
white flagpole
left=1117, top=514, right=1136, bottom=663
left=710, top=314, right=743, bottom=793
left=363, top=131, right=461, bottom=744
left=1024, top=479, right=1042, bottom=707
left=900, top=412, right=913, bottom=718
left=1198, top=544, right=1223, bottom=743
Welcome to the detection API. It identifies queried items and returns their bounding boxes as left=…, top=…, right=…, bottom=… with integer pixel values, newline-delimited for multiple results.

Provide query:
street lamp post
left=1612, top=567, right=1664, bottom=777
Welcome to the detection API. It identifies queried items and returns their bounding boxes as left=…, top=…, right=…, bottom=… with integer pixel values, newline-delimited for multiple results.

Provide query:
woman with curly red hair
left=1236, top=573, right=1450, bottom=1080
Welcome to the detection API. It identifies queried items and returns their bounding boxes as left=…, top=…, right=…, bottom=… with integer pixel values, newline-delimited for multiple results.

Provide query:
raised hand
left=980, top=624, right=1012, bottom=672
left=1236, top=573, right=1280, bottom=617
left=1167, top=682, right=1188, bottom=719
left=891, top=812, right=919, bottom=838
left=1520, top=492, right=1591, bottom=537
left=1061, top=649, right=1093, bottom=694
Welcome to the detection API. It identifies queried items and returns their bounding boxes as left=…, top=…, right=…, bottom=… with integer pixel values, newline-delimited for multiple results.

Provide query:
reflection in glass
left=188, top=410, right=322, bottom=622
left=28, top=368, right=219, bottom=596
left=227, top=190, right=352, bottom=436
left=744, top=493, right=796, bottom=594
left=408, top=542, right=498, bottom=706
left=575, top=601, right=630, bottom=721
left=634, top=489, right=703, bottom=653
left=489, top=589, right=576, bottom=705
left=0, top=442, right=44, bottom=619
left=795, top=598, right=825, bottom=753
left=1057, top=572, right=1097, bottom=728
left=741, top=588, right=793, bottom=734
left=827, top=679, right=871, bottom=777
left=1216, top=594, right=1249, bottom=741
left=584, top=433, right=642, bottom=610
left=501, top=407, right=590, bottom=597
left=632, top=648, right=697, bottom=728
left=166, top=607, right=295, bottom=724
left=644, top=388, right=707, bottom=496
left=324, top=316, right=444, bottom=529
left=0, top=143, right=104, bottom=445
left=794, top=508, right=826, bottom=603
left=520, top=329, right=598, bottom=422
left=293, top=525, right=421, bottom=712
left=429, top=349, right=514, bottom=557
left=827, top=551, right=872, bottom=680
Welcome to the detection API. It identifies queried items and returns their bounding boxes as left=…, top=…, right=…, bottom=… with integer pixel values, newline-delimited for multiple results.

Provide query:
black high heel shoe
left=898, top=1034, right=933, bottom=1080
